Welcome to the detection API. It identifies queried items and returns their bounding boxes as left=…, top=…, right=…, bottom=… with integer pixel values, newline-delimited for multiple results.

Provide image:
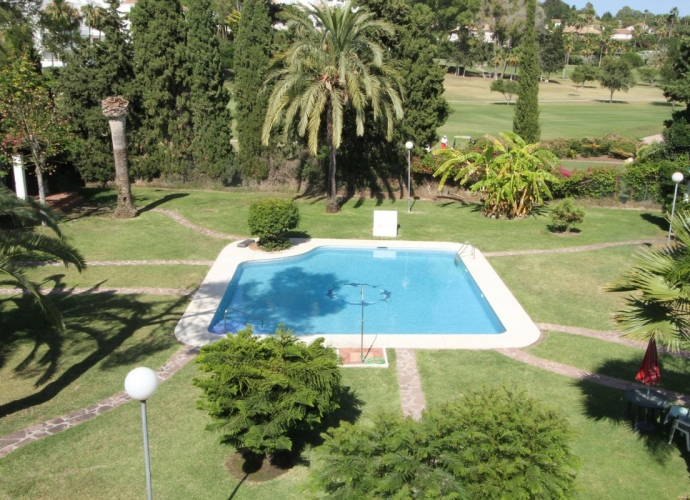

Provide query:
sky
left=569, top=1, right=689, bottom=17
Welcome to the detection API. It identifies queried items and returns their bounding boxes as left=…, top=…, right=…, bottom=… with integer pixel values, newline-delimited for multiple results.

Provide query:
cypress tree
left=58, top=0, right=136, bottom=184
left=513, top=0, right=541, bottom=143
left=130, top=0, right=191, bottom=179
left=185, top=0, right=235, bottom=181
left=234, top=0, right=272, bottom=180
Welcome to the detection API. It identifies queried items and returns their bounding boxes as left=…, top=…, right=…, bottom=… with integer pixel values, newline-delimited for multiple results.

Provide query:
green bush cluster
left=193, top=326, right=342, bottom=458
left=552, top=166, right=619, bottom=199
left=247, top=198, right=300, bottom=250
left=309, top=385, right=580, bottom=499
left=540, top=135, right=639, bottom=159
left=550, top=198, right=586, bottom=232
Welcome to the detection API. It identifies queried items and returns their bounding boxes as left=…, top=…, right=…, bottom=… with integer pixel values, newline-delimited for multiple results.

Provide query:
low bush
left=193, top=325, right=342, bottom=459
left=550, top=198, right=586, bottom=232
left=309, top=385, right=580, bottom=499
left=552, top=166, right=619, bottom=199
left=247, top=198, right=300, bottom=250
left=542, top=135, right=638, bottom=159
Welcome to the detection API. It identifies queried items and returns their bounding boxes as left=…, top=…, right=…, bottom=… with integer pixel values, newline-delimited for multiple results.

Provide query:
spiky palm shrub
left=261, top=1, right=404, bottom=213
left=0, top=185, right=85, bottom=329
left=193, top=325, right=342, bottom=459
left=310, top=385, right=580, bottom=499
left=607, top=211, right=690, bottom=350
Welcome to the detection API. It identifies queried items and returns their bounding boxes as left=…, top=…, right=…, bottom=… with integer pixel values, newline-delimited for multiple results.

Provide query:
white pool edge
left=174, top=238, right=541, bottom=349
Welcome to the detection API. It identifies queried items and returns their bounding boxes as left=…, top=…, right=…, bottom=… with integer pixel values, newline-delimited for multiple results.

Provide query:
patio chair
left=664, top=405, right=689, bottom=425
left=668, top=414, right=690, bottom=452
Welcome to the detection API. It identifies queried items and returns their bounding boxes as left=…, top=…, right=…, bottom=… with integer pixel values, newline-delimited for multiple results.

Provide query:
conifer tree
left=513, top=0, right=541, bottom=143
left=130, top=0, right=191, bottom=179
left=186, top=0, right=234, bottom=180
left=234, top=0, right=272, bottom=180
left=58, top=0, right=136, bottom=184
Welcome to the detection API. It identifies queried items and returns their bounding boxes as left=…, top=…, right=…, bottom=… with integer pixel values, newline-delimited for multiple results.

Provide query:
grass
left=2, top=188, right=687, bottom=498
left=559, top=159, right=626, bottom=171
left=488, top=246, right=644, bottom=330
left=527, top=332, right=690, bottom=396
left=0, top=351, right=401, bottom=499
left=97, top=188, right=666, bottom=255
left=415, top=349, right=690, bottom=500
left=0, top=294, right=189, bottom=436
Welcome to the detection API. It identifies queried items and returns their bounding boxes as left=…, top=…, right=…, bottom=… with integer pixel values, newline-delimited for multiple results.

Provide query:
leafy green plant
left=434, top=132, right=558, bottom=218
left=247, top=198, right=300, bottom=250
left=552, top=166, right=619, bottom=199
left=549, top=198, right=586, bottom=232
left=309, top=385, right=580, bottom=499
left=490, top=78, right=519, bottom=104
left=193, top=325, right=342, bottom=459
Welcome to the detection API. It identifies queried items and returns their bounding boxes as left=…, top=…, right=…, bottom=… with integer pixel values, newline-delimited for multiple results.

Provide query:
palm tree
left=43, top=0, right=81, bottom=59
left=606, top=212, right=690, bottom=351
left=262, top=1, right=404, bottom=213
left=597, top=31, right=610, bottom=67
left=0, top=185, right=86, bottom=330
left=506, top=51, right=519, bottom=81
left=491, top=51, right=503, bottom=79
left=563, top=35, right=574, bottom=79
left=102, top=96, right=137, bottom=218
left=80, top=2, right=95, bottom=39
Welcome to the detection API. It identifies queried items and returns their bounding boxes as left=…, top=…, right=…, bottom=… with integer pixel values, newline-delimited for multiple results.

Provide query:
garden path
left=396, top=349, right=426, bottom=420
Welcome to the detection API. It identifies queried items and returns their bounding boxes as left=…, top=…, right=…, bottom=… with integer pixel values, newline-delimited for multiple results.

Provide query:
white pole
left=141, top=401, right=153, bottom=500
left=12, top=156, right=27, bottom=200
left=407, top=149, right=411, bottom=213
left=668, top=172, right=684, bottom=246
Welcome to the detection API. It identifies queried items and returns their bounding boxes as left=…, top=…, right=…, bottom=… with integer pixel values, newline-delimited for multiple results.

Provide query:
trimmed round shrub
left=247, top=198, right=300, bottom=250
left=310, top=385, right=581, bottom=499
left=550, top=198, right=586, bottom=232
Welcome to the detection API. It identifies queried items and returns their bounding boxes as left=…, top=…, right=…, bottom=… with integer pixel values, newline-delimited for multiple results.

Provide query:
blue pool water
left=209, top=247, right=505, bottom=335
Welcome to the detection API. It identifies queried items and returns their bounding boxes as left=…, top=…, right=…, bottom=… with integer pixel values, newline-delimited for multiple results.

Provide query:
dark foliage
left=513, top=0, right=541, bottom=142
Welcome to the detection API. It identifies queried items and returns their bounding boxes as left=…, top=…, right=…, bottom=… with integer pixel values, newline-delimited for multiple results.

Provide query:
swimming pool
left=209, top=247, right=505, bottom=335
left=174, top=238, right=540, bottom=349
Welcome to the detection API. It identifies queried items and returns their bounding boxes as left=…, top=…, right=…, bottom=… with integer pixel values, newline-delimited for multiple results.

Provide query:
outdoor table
left=626, top=388, right=672, bottom=432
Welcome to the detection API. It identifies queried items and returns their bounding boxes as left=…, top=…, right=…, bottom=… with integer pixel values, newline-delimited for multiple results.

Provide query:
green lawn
left=2, top=188, right=688, bottom=498
left=559, top=159, right=626, bottom=171
left=415, top=349, right=690, bottom=500
left=527, top=332, right=690, bottom=395
left=0, top=352, right=400, bottom=499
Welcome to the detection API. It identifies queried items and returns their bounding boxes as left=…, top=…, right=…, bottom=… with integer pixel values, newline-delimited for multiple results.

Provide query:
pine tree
left=58, top=0, right=136, bottom=184
left=234, top=0, right=272, bottom=180
left=130, top=0, right=191, bottom=179
left=513, top=0, right=541, bottom=143
left=186, top=0, right=234, bottom=181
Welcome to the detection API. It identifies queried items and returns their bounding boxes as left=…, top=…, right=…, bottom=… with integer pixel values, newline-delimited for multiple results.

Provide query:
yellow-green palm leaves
left=261, top=1, right=404, bottom=212
left=607, top=212, right=690, bottom=350
left=433, top=132, right=558, bottom=218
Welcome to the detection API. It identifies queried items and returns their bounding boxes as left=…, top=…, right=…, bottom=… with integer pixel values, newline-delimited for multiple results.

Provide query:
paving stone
left=396, top=348, right=426, bottom=420
left=151, top=209, right=244, bottom=240
left=484, top=239, right=664, bottom=258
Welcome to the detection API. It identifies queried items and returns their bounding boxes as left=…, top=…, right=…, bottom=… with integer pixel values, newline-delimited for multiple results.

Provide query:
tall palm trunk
left=326, top=105, right=338, bottom=213
left=102, top=96, right=137, bottom=218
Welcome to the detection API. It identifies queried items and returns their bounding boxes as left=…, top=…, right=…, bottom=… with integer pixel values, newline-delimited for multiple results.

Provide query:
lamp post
left=125, top=367, right=159, bottom=500
left=405, top=141, right=413, bottom=213
left=667, top=172, right=684, bottom=247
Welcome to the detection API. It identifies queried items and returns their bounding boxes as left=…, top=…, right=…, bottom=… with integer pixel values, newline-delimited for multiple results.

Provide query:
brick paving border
left=496, top=348, right=690, bottom=406
left=0, top=344, right=199, bottom=459
left=484, top=239, right=664, bottom=258
left=151, top=208, right=244, bottom=240
left=395, top=348, right=426, bottom=420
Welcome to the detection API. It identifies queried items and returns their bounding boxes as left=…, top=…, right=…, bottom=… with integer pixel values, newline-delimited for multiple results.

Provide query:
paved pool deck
left=174, top=238, right=541, bottom=350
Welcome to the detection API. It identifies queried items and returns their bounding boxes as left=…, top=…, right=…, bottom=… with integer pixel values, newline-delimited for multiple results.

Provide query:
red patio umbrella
left=636, top=337, right=660, bottom=387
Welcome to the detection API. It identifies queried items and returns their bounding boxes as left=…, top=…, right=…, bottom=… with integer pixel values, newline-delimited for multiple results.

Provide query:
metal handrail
left=224, top=306, right=264, bottom=333
left=455, top=241, right=475, bottom=264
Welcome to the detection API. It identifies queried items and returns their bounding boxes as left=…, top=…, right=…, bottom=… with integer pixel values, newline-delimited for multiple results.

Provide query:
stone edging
left=484, top=239, right=664, bottom=257
left=0, top=287, right=195, bottom=296
left=151, top=208, right=244, bottom=240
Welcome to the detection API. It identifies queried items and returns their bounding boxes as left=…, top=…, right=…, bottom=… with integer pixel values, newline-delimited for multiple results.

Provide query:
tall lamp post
left=405, top=141, right=413, bottom=213
left=125, top=367, right=159, bottom=500
left=667, top=171, right=684, bottom=247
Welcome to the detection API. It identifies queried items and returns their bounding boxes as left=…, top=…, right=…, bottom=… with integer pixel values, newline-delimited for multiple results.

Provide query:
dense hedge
left=247, top=198, right=300, bottom=250
left=540, top=134, right=639, bottom=159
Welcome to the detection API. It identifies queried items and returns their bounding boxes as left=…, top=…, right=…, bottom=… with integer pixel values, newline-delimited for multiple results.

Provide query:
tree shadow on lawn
left=640, top=212, right=668, bottom=231
left=138, top=192, right=190, bottom=213
left=575, top=358, right=688, bottom=465
left=0, top=286, right=186, bottom=419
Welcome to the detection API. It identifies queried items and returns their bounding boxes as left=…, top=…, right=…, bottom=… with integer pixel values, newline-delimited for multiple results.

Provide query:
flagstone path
left=0, top=345, right=199, bottom=459
left=395, top=348, right=426, bottom=420
left=151, top=208, right=243, bottom=240
left=0, top=287, right=194, bottom=296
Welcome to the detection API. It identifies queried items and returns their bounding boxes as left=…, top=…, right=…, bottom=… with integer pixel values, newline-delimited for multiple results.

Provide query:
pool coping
left=174, top=238, right=541, bottom=350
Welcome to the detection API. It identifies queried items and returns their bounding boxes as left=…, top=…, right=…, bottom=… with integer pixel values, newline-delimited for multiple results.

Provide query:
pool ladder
left=224, top=306, right=264, bottom=333
left=455, top=241, right=475, bottom=264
